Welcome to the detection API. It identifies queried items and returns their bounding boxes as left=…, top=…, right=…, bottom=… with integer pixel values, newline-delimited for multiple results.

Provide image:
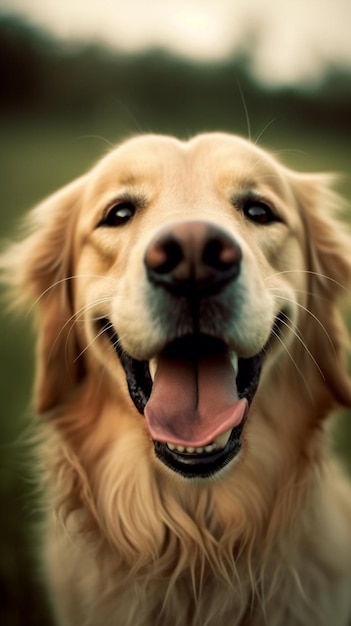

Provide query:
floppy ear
left=294, top=174, right=351, bottom=407
left=1, top=176, right=88, bottom=415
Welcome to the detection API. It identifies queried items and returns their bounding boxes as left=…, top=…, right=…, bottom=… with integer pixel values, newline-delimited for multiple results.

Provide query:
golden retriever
left=2, top=133, right=351, bottom=626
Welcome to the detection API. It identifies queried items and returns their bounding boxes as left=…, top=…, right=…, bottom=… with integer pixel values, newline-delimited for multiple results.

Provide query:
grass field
left=1, top=115, right=351, bottom=626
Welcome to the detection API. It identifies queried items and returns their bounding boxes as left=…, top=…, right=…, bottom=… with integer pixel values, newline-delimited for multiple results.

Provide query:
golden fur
left=2, top=133, right=351, bottom=625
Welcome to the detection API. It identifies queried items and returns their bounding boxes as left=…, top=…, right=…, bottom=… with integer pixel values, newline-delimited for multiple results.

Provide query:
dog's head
left=3, top=133, right=351, bottom=481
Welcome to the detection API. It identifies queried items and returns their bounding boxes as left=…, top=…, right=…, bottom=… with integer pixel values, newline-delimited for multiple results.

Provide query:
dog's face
left=6, top=133, right=351, bottom=483
left=71, top=134, right=311, bottom=478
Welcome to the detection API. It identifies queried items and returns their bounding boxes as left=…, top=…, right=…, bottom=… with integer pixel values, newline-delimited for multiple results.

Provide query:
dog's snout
left=144, top=221, right=242, bottom=296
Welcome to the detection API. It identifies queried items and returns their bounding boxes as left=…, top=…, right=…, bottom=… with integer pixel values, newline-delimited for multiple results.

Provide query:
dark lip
left=99, top=313, right=285, bottom=478
left=154, top=419, right=246, bottom=478
left=100, top=320, right=264, bottom=411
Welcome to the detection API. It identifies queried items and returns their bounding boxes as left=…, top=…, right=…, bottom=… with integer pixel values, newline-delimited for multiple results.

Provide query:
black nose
left=144, top=221, right=242, bottom=297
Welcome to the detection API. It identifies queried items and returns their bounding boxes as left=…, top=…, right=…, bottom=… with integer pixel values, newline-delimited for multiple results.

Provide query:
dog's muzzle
left=103, top=221, right=267, bottom=478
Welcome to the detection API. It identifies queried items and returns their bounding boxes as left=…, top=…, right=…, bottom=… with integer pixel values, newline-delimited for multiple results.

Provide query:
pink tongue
left=144, top=349, right=247, bottom=447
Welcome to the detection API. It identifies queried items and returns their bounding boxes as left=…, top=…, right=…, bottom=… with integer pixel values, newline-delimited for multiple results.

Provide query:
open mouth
left=100, top=320, right=272, bottom=478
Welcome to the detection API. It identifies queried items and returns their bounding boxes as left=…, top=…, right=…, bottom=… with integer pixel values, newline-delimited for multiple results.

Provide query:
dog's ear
left=1, top=176, right=88, bottom=415
left=293, top=173, right=351, bottom=407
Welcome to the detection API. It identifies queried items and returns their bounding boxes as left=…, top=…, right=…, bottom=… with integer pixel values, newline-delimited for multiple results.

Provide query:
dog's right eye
left=242, top=200, right=279, bottom=225
left=101, top=202, right=136, bottom=227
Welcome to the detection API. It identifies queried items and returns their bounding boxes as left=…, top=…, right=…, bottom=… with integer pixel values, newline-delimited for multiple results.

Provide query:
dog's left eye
left=243, top=201, right=277, bottom=225
left=102, top=202, right=136, bottom=227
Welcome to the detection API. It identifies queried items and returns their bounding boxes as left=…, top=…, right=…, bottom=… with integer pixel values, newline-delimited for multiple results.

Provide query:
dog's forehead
left=88, top=133, right=294, bottom=209
left=98, top=134, right=186, bottom=175
left=186, top=133, right=290, bottom=189
left=96, top=133, right=283, bottom=179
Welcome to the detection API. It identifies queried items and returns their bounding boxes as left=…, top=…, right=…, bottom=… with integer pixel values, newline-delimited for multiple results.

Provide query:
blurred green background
left=0, top=11, right=351, bottom=626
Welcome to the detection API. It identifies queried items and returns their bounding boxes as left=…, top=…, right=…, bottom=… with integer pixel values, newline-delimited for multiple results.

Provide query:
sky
left=1, top=0, right=351, bottom=86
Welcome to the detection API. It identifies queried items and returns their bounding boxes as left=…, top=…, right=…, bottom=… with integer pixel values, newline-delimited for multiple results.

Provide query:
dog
left=2, top=133, right=351, bottom=625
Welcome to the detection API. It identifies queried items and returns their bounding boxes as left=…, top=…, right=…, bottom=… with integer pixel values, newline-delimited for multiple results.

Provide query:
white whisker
left=29, top=274, right=119, bottom=313
left=46, top=297, right=114, bottom=366
left=269, top=329, right=313, bottom=400
left=266, top=269, right=351, bottom=295
left=271, top=329, right=303, bottom=378
left=276, top=314, right=325, bottom=381
left=74, top=323, right=112, bottom=363
left=79, top=134, right=115, bottom=149
left=273, top=293, right=337, bottom=358
left=254, top=118, right=276, bottom=146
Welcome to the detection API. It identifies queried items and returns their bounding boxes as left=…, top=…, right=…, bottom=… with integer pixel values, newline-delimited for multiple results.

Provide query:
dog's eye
left=102, top=202, right=136, bottom=227
left=243, top=201, right=277, bottom=225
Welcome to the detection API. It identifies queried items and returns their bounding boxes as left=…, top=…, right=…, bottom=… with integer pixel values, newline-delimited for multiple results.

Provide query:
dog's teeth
left=213, top=429, right=232, bottom=449
left=166, top=433, right=232, bottom=453
left=166, top=443, right=214, bottom=454
left=231, top=352, right=239, bottom=376
left=149, top=358, right=157, bottom=382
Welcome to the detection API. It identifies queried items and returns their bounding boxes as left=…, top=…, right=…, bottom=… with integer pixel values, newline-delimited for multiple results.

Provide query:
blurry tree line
left=1, top=15, right=351, bottom=134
